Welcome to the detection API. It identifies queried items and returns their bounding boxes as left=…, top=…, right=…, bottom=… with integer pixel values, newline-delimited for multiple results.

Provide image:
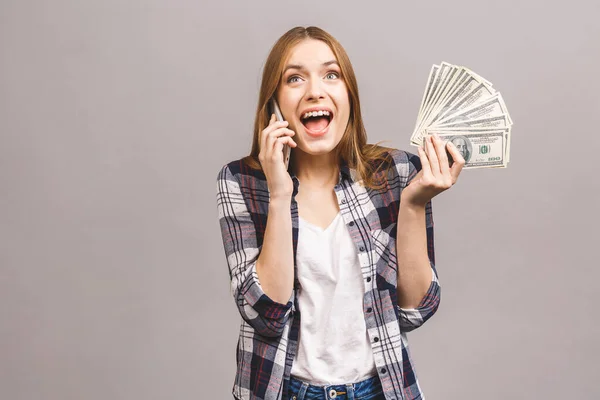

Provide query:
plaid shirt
left=216, top=148, right=440, bottom=400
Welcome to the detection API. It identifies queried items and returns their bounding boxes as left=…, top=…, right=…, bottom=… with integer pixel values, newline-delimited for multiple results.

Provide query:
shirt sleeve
left=216, top=164, right=294, bottom=337
left=393, top=149, right=442, bottom=332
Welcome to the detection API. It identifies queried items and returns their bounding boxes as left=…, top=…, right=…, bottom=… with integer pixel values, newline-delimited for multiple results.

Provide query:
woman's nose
left=304, top=79, right=325, bottom=101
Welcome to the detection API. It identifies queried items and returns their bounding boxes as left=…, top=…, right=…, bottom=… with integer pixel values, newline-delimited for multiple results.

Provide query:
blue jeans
left=287, top=374, right=385, bottom=400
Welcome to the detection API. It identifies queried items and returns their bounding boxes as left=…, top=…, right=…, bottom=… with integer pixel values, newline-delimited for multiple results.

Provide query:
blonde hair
left=242, top=26, right=394, bottom=190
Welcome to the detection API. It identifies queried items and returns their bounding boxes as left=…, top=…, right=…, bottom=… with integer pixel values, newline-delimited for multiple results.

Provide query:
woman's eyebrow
left=283, top=60, right=339, bottom=74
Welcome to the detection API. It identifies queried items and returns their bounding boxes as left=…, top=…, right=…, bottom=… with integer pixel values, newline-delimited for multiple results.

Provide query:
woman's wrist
left=400, top=198, right=427, bottom=214
left=269, top=194, right=292, bottom=208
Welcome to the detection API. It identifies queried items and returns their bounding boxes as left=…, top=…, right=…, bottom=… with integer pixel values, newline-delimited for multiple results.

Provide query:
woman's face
left=276, top=39, right=350, bottom=156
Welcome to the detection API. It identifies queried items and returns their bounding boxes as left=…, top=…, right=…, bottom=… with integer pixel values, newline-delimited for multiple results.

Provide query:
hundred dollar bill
left=410, top=63, right=513, bottom=166
left=412, top=78, right=501, bottom=145
left=435, top=93, right=510, bottom=127
left=412, top=65, right=439, bottom=135
left=415, top=66, right=466, bottom=138
left=430, top=78, right=496, bottom=125
left=422, top=72, right=472, bottom=122
left=462, top=67, right=493, bottom=87
left=416, top=62, right=459, bottom=133
left=427, top=126, right=512, bottom=163
left=411, top=74, right=478, bottom=145
left=443, top=82, right=495, bottom=118
left=428, top=115, right=512, bottom=162
left=417, top=64, right=449, bottom=126
left=426, top=131, right=507, bottom=169
left=432, top=114, right=510, bottom=130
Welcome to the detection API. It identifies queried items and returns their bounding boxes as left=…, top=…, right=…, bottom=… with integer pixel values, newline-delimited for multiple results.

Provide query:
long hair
left=242, top=26, right=394, bottom=190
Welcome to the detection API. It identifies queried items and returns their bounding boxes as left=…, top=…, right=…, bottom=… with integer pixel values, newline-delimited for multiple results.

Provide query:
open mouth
left=300, top=110, right=333, bottom=132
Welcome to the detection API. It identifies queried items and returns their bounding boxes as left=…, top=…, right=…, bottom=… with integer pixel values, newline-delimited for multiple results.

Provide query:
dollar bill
left=433, top=114, right=510, bottom=130
left=414, top=65, right=440, bottom=131
left=426, top=131, right=507, bottom=168
left=417, top=64, right=447, bottom=128
left=410, top=62, right=513, bottom=168
left=416, top=63, right=459, bottom=133
left=463, top=67, right=493, bottom=87
left=413, top=85, right=500, bottom=144
left=435, top=93, right=509, bottom=126
left=425, top=72, right=479, bottom=125
left=415, top=66, right=466, bottom=138
left=427, top=126, right=512, bottom=164
left=411, top=66, right=502, bottom=145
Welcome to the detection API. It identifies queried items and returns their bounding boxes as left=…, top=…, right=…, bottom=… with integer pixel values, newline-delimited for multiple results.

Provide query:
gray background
left=1, top=0, right=599, bottom=399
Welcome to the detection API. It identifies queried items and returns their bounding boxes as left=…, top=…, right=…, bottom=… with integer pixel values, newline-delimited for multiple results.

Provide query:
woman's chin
left=296, top=138, right=339, bottom=156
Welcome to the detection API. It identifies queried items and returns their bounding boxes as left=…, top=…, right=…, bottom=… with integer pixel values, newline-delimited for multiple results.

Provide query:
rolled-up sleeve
left=393, top=149, right=442, bottom=332
left=216, top=165, right=293, bottom=337
left=397, top=260, right=440, bottom=332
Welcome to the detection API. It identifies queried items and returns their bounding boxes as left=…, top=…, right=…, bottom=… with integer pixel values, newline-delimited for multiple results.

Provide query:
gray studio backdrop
left=1, top=1, right=599, bottom=399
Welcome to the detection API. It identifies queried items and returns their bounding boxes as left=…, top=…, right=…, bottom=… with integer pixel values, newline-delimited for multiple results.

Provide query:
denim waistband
left=288, top=374, right=383, bottom=400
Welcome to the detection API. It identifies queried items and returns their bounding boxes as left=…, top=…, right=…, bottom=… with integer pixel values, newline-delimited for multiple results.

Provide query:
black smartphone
left=269, top=98, right=291, bottom=169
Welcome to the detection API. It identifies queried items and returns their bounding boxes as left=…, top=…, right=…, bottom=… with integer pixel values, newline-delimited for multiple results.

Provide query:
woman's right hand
left=258, top=114, right=297, bottom=199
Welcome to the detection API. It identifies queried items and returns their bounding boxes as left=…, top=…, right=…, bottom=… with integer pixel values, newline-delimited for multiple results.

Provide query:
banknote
left=416, top=65, right=466, bottom=137
left=436, top=93, right=509, bottom=126
left=426, top=131, right=507, bottom=168
left=410, top=62, right=513, bottom=168
left=417, top=63, right=459, bottom=130
left=433, top=114, right=511, bottom=130
left=427, top=126, right=512, bottom=163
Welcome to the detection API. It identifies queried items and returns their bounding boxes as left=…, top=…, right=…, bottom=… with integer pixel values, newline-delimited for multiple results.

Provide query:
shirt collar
left=339, top=158, right=353, bottom=182
left=289, top=157, right=356, bottom=187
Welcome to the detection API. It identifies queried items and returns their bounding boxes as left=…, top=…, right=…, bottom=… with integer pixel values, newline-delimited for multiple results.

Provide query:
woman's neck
left=292, top=151, right=340, bottom=189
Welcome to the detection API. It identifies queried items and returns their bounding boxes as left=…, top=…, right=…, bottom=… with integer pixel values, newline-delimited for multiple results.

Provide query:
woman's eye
left=287, top=76, right=301, bottom=83
left=326, top=72, right=339, bottom=79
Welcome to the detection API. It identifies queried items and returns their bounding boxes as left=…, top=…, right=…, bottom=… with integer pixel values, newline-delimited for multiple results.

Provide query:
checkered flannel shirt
left=216, top=148, right=440, bottom=400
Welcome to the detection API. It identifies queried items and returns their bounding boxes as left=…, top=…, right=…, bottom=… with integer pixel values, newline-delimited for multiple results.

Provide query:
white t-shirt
left=290, top=211, right=377, bottom=385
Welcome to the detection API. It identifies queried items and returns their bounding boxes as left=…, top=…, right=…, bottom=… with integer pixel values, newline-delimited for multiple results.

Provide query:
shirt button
left=359, top=246, right=365, bottom=252
left=373, top=337, right=379, bottom=342
left=366, top=277, right=371, bottom=282
left=367, top=307, right=372, bottom=313
left=341, top=198, right=347, bottom=204
left=381, top=368, right=387, bottom=374
left=349, top=221, right=354, bottom=226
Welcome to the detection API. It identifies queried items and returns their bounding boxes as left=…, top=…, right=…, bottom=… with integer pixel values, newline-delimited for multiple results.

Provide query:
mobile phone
left=270, top=98, right=291, bottom=169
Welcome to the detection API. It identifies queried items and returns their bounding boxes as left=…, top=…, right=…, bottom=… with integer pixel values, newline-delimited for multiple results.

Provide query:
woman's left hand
left=401, top=133, right=465, bottom=208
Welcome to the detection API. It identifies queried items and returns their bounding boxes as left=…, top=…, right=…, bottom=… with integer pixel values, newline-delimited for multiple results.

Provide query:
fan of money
left=410, top=62, right=513, bottom=169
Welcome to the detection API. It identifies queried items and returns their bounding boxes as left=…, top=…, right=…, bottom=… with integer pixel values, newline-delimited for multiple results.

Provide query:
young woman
left=216, top=26, right=464, bottom=400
